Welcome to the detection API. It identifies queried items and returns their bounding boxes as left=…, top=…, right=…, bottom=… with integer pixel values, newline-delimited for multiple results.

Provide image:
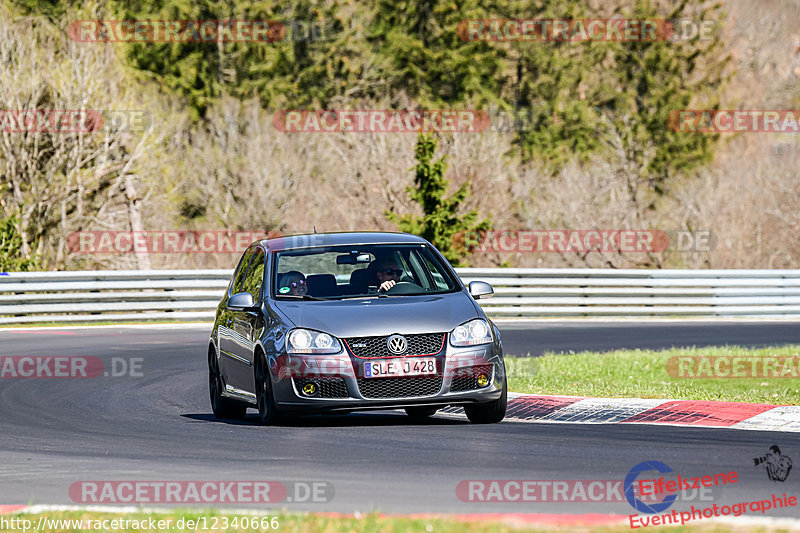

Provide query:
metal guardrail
left=1, top=269, right=800, bottom=324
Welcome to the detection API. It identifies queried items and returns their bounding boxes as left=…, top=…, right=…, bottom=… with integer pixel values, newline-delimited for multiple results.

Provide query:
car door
left=226, top=246, right=266, bottom=393
left=218, top=246, right=255, bottom=389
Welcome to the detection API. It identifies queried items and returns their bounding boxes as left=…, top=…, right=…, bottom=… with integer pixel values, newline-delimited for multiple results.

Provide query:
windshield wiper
left=275, top=294, right=327, bottom=301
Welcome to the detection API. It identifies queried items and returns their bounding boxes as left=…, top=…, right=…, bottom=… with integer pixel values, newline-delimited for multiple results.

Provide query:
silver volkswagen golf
left=208, top=232, right=506, bottom=424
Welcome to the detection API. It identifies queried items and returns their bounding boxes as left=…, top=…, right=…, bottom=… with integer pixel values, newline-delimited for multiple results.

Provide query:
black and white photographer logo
left=753, top=445, right=792, bottom=482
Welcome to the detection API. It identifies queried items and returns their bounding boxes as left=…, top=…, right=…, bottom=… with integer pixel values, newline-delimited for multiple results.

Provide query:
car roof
left=261, top=231, right=428, bottom=251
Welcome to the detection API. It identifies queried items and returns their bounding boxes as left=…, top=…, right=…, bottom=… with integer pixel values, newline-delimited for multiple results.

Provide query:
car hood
left=272, top=292, right=481, bottom=337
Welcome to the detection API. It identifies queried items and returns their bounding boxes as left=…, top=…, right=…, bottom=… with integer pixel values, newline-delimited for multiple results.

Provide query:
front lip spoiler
left=275, top=390, right=502, bottom=413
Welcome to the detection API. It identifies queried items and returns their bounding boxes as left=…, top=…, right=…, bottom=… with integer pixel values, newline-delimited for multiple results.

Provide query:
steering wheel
left=385, top=281, right=423, bottom=295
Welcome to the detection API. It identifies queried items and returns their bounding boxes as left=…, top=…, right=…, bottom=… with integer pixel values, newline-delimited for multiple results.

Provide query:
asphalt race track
left=0, top=322, right=798, bottom=516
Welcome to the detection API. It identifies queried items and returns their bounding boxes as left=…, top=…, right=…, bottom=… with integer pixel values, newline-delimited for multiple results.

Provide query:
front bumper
left=269, top=342, right=504, bottom=413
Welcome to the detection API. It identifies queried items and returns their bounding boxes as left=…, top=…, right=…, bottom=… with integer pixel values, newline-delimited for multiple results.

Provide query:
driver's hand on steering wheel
left=379, top=280, right=396, bottom=292
left=375, top=264, right=402, bottom=292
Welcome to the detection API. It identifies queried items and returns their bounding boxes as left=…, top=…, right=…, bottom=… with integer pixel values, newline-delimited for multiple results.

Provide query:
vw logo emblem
left=387, top=334, right=407, bottom=355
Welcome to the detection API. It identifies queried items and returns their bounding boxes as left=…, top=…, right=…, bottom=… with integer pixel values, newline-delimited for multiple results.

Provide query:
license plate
left=363, top=358, right=436, bottom=378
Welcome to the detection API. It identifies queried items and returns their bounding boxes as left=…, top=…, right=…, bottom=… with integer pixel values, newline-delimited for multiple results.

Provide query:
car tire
left=254, top=352, right=282, bottom=425
left=464, top=371, right=507, bottom=424
left=209, top=349, right=247, bottom=420
left=405, top=406, right=438, bottom=419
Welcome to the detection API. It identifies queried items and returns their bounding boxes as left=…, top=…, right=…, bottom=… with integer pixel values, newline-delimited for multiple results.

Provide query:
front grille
left=294, top=377, right=349, bottom=398
left=450, top=365, right=493, bottom=392
left=356, top=377, right=443, bottom=398
left=345, top=333, right=445, bottom=358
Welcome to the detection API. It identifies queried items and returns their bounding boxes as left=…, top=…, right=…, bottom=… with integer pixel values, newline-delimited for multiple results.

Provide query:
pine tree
left=386, top=134, right=490, bottom=266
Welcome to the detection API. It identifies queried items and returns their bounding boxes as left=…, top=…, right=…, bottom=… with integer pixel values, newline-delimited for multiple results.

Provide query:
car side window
left=423, top=256, right=449, bottom=290
left=242, top=248, right=266, bottom=301
left=231, top=248, right=256, bottom=295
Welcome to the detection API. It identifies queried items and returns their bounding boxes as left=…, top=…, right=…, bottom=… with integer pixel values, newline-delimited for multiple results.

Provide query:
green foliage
left=46, top=0, right=727, bottom=193
left=511, top=0, right=729, bottom=190
left=597, top=0, right=730, bottom=192
left=15, top=0, right=730, bottom=206
left=10, top=0, right=68, bottom=20
left=502, top=0, right=606, bottom=166
left=106, top=0, right=289, bottom=119
left=386, top=134, right=490, bottom=266
left=105, top=0, right=508, bottom=116
left=366, top=0, right=508, bottom=107
left=0, top=216, right=38, bottom=272
left=275, top=1, right=379, bottom=108
left=104, top=0, right=394, bottom=116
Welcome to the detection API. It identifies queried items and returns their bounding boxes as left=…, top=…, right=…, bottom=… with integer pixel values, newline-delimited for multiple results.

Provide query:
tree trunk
left=123, top=174, right=150, bottom=270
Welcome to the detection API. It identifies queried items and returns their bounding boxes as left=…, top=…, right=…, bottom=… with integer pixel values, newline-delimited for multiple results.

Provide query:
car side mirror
left=227, top=292, right=256, bottom=311
left=468, top=281, right=494, bottom=300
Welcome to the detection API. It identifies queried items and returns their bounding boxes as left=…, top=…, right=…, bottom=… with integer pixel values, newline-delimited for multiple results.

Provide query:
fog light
left=476, top=374, right=489, bottom=387
left=302, top=382, right=318, bottom=396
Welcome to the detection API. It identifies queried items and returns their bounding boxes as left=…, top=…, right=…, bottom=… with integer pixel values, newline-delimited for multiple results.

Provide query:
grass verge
left=506, top=345, right=800, bottom=405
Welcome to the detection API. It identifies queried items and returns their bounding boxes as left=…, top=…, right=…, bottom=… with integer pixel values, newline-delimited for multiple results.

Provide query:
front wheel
left=209, top=351, right=246, bottom=419
left=255, top=353, right=282, bottom=425
left=464, top=372, right=507, bottom=424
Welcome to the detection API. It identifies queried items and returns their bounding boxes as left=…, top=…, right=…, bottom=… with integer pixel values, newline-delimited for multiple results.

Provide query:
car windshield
left=272, top=244, right=459, bottom=299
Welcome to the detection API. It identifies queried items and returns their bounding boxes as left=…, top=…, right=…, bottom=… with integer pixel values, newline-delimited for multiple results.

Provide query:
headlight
left=450, top=319, right=492, bottom=347
left=287, top=328, right=342, bottom=354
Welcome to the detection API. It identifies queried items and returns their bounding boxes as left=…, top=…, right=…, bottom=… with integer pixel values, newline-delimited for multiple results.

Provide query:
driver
left=279, top=271, right=307, bottom=296
left=371, top=256, right=403, bottom=293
